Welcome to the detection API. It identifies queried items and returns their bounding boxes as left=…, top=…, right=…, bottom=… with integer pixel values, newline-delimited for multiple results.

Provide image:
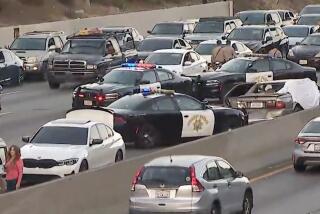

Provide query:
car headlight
left=315, top=52, right=320, bottom=58
left=58, top=158, right=79, bottom=166
left=86, top=64, right=97, bottom=70
left=237, top=101, right=247, bottom=109
left=26, top=57, right=37, bottom=64
left=288, top=49, right=294, bottom=57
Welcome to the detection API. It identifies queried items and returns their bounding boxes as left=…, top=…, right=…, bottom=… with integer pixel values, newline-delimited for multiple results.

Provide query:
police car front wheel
left=136, top=124, right=161, bottom=149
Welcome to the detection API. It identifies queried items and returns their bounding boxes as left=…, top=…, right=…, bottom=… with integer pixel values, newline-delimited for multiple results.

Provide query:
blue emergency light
left=121, top=63, right=156, bottom=69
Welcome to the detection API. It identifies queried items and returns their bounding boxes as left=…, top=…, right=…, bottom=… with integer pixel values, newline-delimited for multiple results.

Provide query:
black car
left=146, top=22, right=194, bottom=39
left=72, top=63, right=194, bottom=108
left=287, top=33, right=320, bottom=70
left=47, top=28, right=138, bottom=89
left=107, top=91, right=247, bottom=148
left=236, top=10, right=283, bottom=27
left=137, top=37, right=191, bottom=60
left=191, top=56, right=317, bottom=103
left=0, top=49, right=24, bottom=86
left=226, top=25, right=289, bottom=56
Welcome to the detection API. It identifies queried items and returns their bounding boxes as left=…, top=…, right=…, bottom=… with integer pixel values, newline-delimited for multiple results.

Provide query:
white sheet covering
left=277, top=78, right=320, bottom=110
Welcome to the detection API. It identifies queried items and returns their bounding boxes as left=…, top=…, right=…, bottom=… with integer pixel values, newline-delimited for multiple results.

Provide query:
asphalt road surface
left=253, top=166, right=320, bottom=214
left=0, top=80, right=157, bottom=158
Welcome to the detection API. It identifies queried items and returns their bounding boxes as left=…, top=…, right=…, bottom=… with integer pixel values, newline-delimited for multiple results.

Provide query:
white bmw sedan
left=145, top=49, right=208, bottom=75
left=21, top=114, right=125, bottom=182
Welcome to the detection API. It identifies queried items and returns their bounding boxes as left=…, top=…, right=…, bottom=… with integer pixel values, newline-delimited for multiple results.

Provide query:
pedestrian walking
left=222, top=40, right=236, bottom=62
left=5, top=145, right=23, bottom=192
left=211, top=40, right=225, bottom=69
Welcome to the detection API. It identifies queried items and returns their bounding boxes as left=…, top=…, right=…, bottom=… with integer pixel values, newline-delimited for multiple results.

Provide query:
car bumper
left=23, top=164, right=78, bottom=179
left=72, top=97, right=117, bottom=108
left=293, top=149, right=320, bottom=166
left=24, top=63, right=42, bottom=74
left=247, top=109, right=292, bottom=122
left=48, top=70, right=98, bottom=83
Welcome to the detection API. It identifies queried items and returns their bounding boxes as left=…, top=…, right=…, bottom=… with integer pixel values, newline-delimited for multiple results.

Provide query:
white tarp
left=277, top=78, right=320, bottom=110
left=66, top=109, right=114, bottom=128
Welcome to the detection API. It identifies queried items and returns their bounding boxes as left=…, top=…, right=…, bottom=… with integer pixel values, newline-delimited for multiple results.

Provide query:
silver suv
left=129, top=155, right=253, bottom=214
left=293, top=117, right=320, bottom=172
left=9, top=31, right=65, bottom=79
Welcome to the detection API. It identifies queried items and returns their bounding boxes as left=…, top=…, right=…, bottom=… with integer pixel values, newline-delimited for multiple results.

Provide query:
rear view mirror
left=22, top=136, right=30, bottom=143
left=91, top=139, right=103, bottom=146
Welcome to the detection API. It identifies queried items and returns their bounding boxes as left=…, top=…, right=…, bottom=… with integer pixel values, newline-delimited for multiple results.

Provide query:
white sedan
left=145, top=49, right=208, bottom=75
left=195, top=40, right=252, bottom=65
left=21, top=109, right=125, bottom=181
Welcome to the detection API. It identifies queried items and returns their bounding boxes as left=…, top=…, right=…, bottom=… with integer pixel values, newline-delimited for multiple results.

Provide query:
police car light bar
left=141, top=88, right=175, bottom=96
left=121, top=63, right=156, bottom=69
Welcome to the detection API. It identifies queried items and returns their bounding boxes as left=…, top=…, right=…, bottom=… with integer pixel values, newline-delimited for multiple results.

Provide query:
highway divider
left=0, top=108, right=319, bottom=214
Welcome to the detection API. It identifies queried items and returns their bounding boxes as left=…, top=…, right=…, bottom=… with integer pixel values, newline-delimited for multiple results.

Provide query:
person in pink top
left=5, top=145, right=23, bottom=192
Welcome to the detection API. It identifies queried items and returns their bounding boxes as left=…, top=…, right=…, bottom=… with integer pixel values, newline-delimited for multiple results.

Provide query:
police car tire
left=79, top=160, right=88, bottom=172
left=242, top=191, right=253, bottom=214
left=294, top=163, right=306, bottom=172
left=136, top=124, right=161, bottom=149
left=211, top=201, right=221, bottom=214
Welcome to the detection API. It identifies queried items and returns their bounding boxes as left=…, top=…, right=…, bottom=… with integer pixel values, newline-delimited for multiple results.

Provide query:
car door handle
left=184, top=115, right=189, bottom=118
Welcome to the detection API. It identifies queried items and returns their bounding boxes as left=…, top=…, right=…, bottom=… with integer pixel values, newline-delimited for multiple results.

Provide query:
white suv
left=21, top=117, right=125, bottom=183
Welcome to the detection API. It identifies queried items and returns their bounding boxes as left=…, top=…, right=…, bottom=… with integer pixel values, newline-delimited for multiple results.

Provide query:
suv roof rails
left=23, top=31, right=64, bottom=36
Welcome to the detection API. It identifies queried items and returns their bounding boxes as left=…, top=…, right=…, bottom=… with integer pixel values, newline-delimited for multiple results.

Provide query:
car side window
left=183, top=52, right=192, bottom=63
left=225, top=23, right=232, bottom=33
left=178, top=39, right=187, bottom=48
left=157, top=70, right=173, bottom=81
left=230, top=22, right=237, bottom=30
left=141, top=71, right=157, bottom=83
left=217, top=160, right=235, bottom=179
left=271, top=59, right=287, bottom=70
left=190, top=52, right=198, bottom=62
left=266, top=14, right=272, bottom=23
left=105, top=126, right=114, bottom=137
left=289, top=12, right=294, bottom=18
left=174, top=95, right=203, bottom=111
left=203, top=161, right=220, bottom=181
left=236, top=43, right=245, bottom=52
left=150, top=97, right=177, bottom=111
left=251, top=59, right=270, bottom=72
left=97, top=124, right=109, bottom=140
left=285, top=12, right=291, bottom=21
left=47, top=38, right=55, bottom=49
left=90, top=125, right=101, bottom=140
left=173, top=40, right=181, bottom=49
left=0, top=51, right=5, bottom=63
left=232, top=43, right=238, bottom=51
left=264, top=30, right=272, bottom=40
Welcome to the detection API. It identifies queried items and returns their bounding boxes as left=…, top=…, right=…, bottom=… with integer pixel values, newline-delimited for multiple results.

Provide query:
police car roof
left=145, top=155, right=222, bottom=167
left=154, top=49, right=189, bottom=54
left=44, top=119, right=96, bottom=128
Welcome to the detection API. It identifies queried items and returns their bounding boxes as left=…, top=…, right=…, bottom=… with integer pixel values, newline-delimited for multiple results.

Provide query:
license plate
left=299, top=60, right=308, bottom=65
left=156, top=190, right=170, bottom=198
left=84, top=100, right=92, bottom=106
left=250, top=102, right=264, bottom=108
left=314, top=144, right=320, bottom=152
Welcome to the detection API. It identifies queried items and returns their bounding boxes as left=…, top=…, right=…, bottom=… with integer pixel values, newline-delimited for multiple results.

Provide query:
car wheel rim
left=244, top=197, right=251, bottom=214
left=115, top=152, right=122, bottom=162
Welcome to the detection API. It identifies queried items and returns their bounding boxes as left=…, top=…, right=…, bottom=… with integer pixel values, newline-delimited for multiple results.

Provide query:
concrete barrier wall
left=0, top=1, right=232, bottom=47
left=0, top=108, right=319, bottom=214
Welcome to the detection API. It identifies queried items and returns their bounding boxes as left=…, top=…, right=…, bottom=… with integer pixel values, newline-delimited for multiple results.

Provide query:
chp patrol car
left=72, top=63, right=194, bottom=108
left=106, top=89, right=247, bottom=148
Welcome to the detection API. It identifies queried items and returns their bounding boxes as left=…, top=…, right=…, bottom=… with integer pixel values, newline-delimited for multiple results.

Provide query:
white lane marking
left=1, top=91, right=23, bottom=96
left=0, top=112, right=13, bottom=117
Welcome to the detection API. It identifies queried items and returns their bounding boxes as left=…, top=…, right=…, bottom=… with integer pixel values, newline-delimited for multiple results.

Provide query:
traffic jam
left=1, top=3, right=320, bottom=214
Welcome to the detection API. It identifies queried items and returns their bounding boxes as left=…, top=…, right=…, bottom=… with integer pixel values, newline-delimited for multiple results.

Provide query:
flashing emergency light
left=141, top=88, right=175, bottom=96
left=121, top=63, right=156, bottom=69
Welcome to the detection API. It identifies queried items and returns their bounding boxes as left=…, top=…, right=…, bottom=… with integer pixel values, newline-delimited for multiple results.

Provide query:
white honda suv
left=21, top=117, right=125, bottom=183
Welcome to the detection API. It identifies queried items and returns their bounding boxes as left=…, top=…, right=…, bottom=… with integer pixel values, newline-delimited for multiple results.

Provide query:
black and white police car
left=107, top=89, right=247, bottom=148
left=72, top=63, right=194, bottom=108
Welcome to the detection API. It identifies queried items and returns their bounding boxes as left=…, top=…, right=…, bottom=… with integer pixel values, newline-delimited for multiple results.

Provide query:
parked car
left=21, top=109, right=125, bottom=183
left=226, top=79, right=320, bottom=123
left=0, top=49, right=24, bottom=86
left=297, top=14, right=320, bottom=25
left=101, top=26, right=144, bottom=46
left=147, top=21, right=195, bottom=39
left=226, top=25, right=289, bottom=56
left=129, top=155, right=253, bottom=214
left=195, top=40, right=252, bottom=65
left=184, top=17, right=242, bottom=47
left=282, top=25, right=318, bottom=48
left=272, top=9, right=296, bottom=26
left=287, top=33, right=320, bottom=70
left=137, top=37, right=191, bottom=60
left=108, top=91, right=247, bottom=148
left=47, top=28, right=138, bottom=89
left=299, top=4, right=320, bottom=16
left=236, top=10, right=283, bottom=27
left=145, top=49, right=208, bottom=75
left=10, top=31, right=65, bottom=79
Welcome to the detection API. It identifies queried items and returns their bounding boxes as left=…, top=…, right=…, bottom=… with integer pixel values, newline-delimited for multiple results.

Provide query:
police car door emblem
left=187, top=115, right=209, bottom=132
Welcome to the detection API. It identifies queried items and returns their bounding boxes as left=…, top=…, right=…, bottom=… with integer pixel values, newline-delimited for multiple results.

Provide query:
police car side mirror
left=91, top=139, right=103, bottom=146
left=22, top=136, right=30, bottom=143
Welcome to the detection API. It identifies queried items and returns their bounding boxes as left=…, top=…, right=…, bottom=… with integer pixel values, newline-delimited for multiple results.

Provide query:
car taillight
left=190, top=165, right=204, bottom=192
left=114, top=115, right=127, bottom=126
left=131, top=166, right=144, bottom=191
left=95, top=95, right=105, bottom=102
left=275, top=101, right=286, bottom=109
left=265, top=100, right=286, bottom=109
left=295, top=137, right=306, bottom=145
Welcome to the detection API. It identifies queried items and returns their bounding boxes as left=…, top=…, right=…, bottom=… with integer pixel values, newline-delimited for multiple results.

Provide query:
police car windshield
left=10, top=38, right=46, bottom=50
left=108, top=95, right=146, bottom=110
left=196, top=43, right=225, bottom=55
left=301, top=35, right=320, bottom=46
left=300, top=6, right=320, bottom=15
left=30, top=127, right=88, bottom=145
left=228, top=28, right=264, bottom=41
left=219, top=58, right=250, bottom=73
left=145, top=53, right=183, bottom=65
left=62, top=39, right=105, bottom=55
left=193, top=21, right=224, bottom=33
left=138, top=39, right=172, bottom=51
left=103, top=69, right=143, bottom=86
left=283, top=27, right=309, bottom=37
left=151, top=23, right=183, bottom=35
left=239, top=12, right=265, bottom=25
left=297, top=16, right=320, bottom=25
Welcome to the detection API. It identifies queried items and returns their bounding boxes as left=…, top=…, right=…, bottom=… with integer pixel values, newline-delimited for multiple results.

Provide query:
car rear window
left=301, top=121, right=320, bottom=134
left=138, top=166, right=191, bottom=188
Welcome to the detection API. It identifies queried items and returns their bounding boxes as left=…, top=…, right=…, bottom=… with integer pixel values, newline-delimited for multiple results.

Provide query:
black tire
left=136, top=124, right=161, bottom=149
left=115, top=150, right=123, bottom=162
left=242, top=191, right=253, bottom=214
left=11, top=68, right=23, bottom=86
left=79, top=160, right=88, bottom=172
left=211, top=201, right=221, bottom=214
left=294, top=163, right=306, bottom=172
left=48, top=81, right=60, bottom=89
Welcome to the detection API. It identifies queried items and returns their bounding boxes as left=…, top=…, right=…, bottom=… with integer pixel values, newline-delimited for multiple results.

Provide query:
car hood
left=53, top=54, right=107, bottom=64
left=238, top=40, right=263, bottom=52
left=291, top=45, right=320, bottom=58
left=288, top=37, right=304, bottom=46
left=81, top=82, right=135, bottom=95
left=185, top=33, right=223, bottom=41
left=21, top=143, right=87, bottom=160
left=12, top=50, right=47, bottom=61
